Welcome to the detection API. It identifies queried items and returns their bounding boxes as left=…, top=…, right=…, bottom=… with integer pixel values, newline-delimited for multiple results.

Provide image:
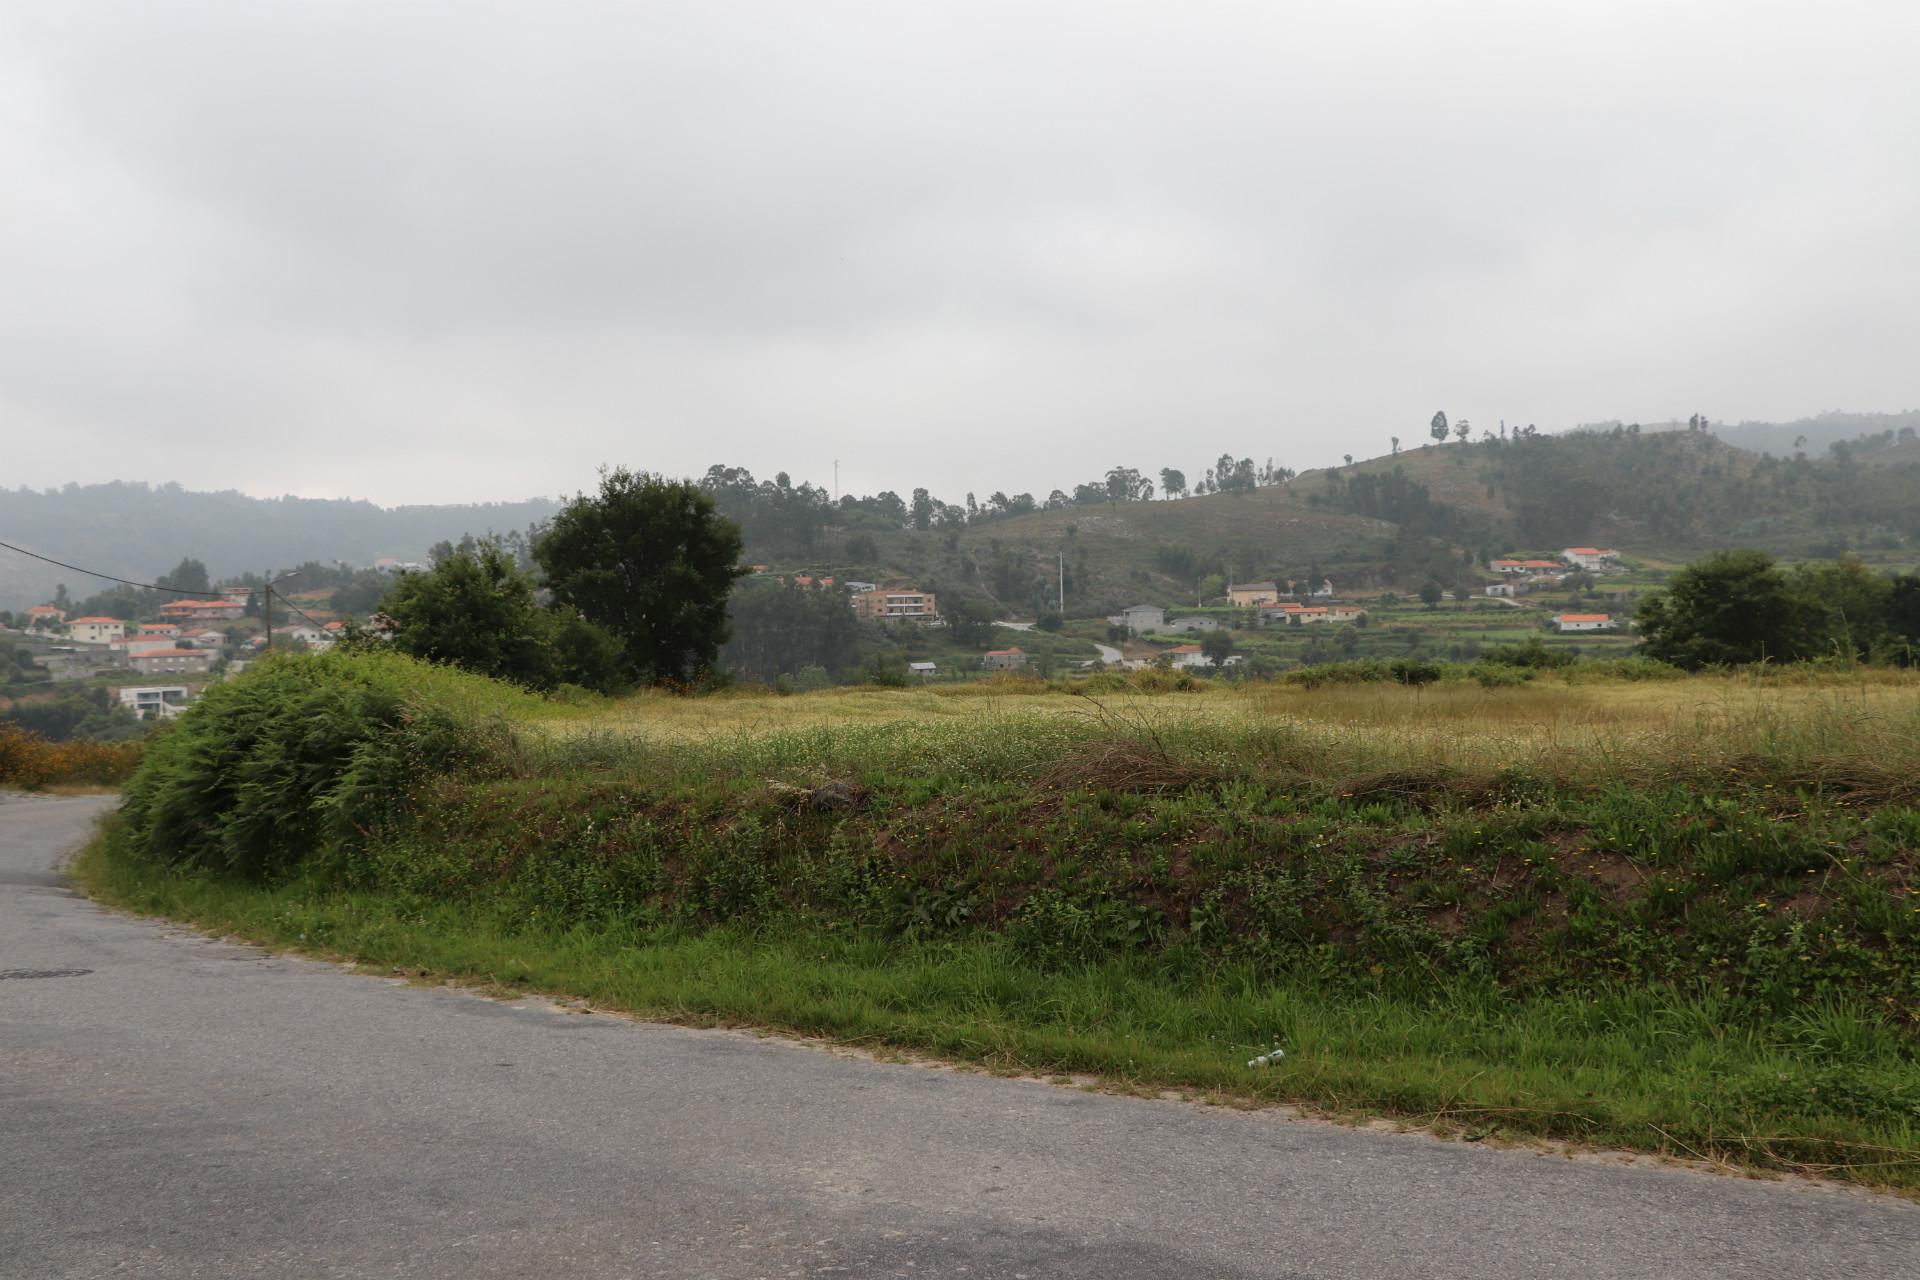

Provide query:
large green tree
left=379, top=541, right=563, bottom=689
left=1787, top=558, right=1893, bottom=662
left=1200, top=628, right=1236, bottom=669
left=157, top=557, right=211, bottom=596
left=720, top=579, right=861, bottom=683
left=1634, top=550, right=1815, bottom=667
left=1888, top=573, right=1920, bottom=662
left=534, top=468, right=745, bottom=685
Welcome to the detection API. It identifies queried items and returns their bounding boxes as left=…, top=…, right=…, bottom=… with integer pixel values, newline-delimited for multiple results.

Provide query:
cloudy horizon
left=3, top=1, right=1916, bottom=507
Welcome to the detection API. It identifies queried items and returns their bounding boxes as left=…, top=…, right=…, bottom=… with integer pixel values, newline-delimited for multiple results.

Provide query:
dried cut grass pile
left=1036, top=736, right=1214, bottom=794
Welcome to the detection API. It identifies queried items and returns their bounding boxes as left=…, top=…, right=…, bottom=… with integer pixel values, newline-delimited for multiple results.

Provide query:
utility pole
left=263, top=569, right=299, bottom=655
left=1057, top=552, right=1064, bottom=613
left=834, top=459, right=839, bottom=502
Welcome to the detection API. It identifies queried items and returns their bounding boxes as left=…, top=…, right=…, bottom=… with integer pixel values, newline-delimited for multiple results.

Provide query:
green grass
left=83, top=652, right=1920, bottom=1193
left=78, top=835, right=1920, bottom=1191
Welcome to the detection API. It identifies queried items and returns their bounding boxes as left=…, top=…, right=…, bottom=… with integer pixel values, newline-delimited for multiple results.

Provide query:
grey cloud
left=2, top=1, right=1916, bottom=505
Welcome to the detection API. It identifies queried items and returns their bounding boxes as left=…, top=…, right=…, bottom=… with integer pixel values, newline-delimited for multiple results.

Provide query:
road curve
left=3, top=793, right=1914, bottom=1279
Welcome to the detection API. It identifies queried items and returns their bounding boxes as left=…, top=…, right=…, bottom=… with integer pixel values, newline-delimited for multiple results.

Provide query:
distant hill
left=867, top=486, right=1403, bottom=617
left=837, top=428, right=1920, bottom=615
left=13, top=421, right=1920, bottom=618
left=1298, top=428, right=1920, bottom=560
left=1579, top=410, right=1920, bottom=459
left=0, top=482, right=559, bottom=611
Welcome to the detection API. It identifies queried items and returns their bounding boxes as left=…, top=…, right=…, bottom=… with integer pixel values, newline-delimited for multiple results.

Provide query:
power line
left=0, top=537, right=225, bottom=598
left=276, top=599, right=333, bottom=632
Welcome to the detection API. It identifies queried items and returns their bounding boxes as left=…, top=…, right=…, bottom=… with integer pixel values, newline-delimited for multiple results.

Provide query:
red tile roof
left=1556, top=613, right=1612, bottom=622
left=984, top=647, right=1024, bottom=656
left=67, top=616, right=122, bottom=625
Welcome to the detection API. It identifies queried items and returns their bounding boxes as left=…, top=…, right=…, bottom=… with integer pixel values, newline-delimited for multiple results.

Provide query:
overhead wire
left=0, top=536, right=227, bottom=598
left=1, top=533, right=334, bottom=633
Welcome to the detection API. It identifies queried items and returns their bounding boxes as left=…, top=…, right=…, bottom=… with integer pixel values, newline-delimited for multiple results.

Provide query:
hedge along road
left=3, top=795, right=1915, bottom=1279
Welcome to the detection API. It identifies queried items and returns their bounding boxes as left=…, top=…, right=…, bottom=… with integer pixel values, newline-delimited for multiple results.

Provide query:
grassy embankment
left=79, top=653, right=1920, bottom=1190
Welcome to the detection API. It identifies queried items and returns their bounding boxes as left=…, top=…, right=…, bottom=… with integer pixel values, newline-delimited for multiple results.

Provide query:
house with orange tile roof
left=1561, top=547, right=1622, bottom=572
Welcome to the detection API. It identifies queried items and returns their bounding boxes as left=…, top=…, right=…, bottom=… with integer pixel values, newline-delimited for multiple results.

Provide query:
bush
left=1469, top=662, right=1535, bottom=688
left=117, top=652, right=520, bottom=878
left=1388, top=658, right=1444, bottom=686
left=1482, top=638, right=1578, bottom=669
left=0, top=722, right=143, bottom=789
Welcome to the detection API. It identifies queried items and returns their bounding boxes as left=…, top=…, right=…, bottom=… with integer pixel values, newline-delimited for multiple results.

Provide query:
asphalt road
left=4, top=792, right=1915, bottom=1279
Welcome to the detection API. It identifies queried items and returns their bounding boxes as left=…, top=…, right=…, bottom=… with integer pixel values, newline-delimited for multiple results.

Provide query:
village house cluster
left=6, top=574, right=394, bottom=720
left=750, top=566, right=943, bottom=625
left=1487, top=547, right=1626, bottom=631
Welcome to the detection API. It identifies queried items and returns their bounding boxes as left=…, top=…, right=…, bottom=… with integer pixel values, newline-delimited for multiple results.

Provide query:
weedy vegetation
left=79, top=651, right=1920, bottom=1190
left=0, top=721, right=143, bottom=789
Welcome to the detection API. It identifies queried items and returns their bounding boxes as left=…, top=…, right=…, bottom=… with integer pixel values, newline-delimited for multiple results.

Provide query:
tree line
left=689, top=454, right=1300, bottom=562
left=373, top=469, right=741, bottom=693
left=1636, top=551, right=1920, bottom=667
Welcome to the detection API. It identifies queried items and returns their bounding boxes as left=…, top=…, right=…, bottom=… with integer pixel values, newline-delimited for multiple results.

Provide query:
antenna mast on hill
left=833, top=459, right=839, bottom=502
left=1058, top=552, right=1064, bottom=613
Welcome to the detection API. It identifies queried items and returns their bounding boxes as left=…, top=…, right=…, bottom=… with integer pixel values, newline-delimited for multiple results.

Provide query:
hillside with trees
left=0, top=482, right=560, bottom=611
left=11, top=421, right=1920, bottom=622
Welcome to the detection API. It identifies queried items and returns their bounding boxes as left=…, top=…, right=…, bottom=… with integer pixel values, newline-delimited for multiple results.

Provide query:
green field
left=80, top=653, right=1920, bottom=1192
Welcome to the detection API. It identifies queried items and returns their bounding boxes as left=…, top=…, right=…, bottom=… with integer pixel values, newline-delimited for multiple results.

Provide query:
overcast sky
left=3, top=2, right=1916, bottom=506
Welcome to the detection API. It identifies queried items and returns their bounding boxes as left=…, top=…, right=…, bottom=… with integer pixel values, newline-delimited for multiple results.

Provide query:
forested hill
left=1299, top=426, right=1920, bottom=559
left=1601, top=410, right=1920, bottom=459
left=677, top=430, right=1920, bottom=621
left=0, top=482, right=559, bottom=610
left=11, top=423, right=1920, bottom=615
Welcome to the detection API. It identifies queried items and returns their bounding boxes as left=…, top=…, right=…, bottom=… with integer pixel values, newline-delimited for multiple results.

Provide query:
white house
left=1162, top=616, right=1218, bottom=633
left=1166, top=644, right=1211, bottom=669
left=66, top=616, right=125, bottom=644
left=1485, top=583, right=1515, bottom=598
left=1166, top=643, right=1243, bottom=669
left=117, top=686, right=192, bottom=720
left=907, top=661, right=938, bottom=677
left=1551, top=613, right=1614, bottom=633
left=1561, top=547, right=1622, bottom=572
left=1107, top=604, right=1166, bottom=635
